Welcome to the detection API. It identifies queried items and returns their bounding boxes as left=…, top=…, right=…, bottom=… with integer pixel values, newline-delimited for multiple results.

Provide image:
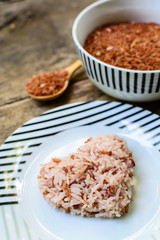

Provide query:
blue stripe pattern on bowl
left=75, top=44, right=160, bottom=101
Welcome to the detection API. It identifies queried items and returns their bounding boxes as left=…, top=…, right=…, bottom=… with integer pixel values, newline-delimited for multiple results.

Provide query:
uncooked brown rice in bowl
left=84, top=22, right=160, bottom=71
left=38, top=134, right=135, bottom=218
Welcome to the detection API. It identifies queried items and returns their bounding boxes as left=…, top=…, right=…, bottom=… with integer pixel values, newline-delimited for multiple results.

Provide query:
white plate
left=20, top=125, right=160, bottom=240
left=0, top=101, right=160, bottom=240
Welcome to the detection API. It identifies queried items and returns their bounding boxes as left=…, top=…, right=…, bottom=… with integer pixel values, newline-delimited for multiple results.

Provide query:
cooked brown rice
left=38, top=134, right=135, bottom=218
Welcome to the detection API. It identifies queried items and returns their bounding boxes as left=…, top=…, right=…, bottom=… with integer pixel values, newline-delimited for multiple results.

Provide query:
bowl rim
left=72, top=0, right=160, bottom=74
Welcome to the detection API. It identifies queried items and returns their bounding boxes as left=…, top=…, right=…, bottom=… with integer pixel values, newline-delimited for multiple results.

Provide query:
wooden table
left=0, top=0, right=160, bottom=146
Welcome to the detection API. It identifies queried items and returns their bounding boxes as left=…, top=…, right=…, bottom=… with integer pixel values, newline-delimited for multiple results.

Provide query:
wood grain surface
left=0, top=0, right=160, bottom=146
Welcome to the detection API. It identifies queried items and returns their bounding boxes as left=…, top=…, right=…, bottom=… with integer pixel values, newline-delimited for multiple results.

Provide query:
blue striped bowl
left=72, top=0, right=160, bottom=102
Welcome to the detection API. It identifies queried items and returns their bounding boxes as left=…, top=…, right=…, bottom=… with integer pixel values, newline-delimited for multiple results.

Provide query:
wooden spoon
left=26, top=59, right=82, bottom=101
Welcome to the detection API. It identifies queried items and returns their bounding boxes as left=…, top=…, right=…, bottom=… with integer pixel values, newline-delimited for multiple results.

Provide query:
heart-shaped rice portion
left=38, top=134, right=135, bottom=218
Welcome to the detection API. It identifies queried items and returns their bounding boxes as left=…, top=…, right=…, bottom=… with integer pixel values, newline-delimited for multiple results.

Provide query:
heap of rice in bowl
left=38, top=134, right=135, bottom=218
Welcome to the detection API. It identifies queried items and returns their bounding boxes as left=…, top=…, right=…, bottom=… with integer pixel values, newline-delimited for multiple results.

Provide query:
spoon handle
left=65, top=59, right=82, bottom=77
